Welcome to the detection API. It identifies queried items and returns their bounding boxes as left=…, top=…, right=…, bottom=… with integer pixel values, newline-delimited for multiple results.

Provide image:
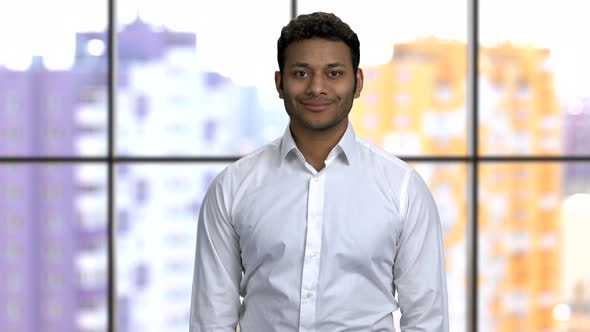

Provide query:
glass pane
left=479, top=162, right=590, bottom=331
left=0, top=164, right=108, bottom=332
left=480, top=0, right=590, bottom=155
left=297, top=0, right=468, bottom=155
left=115, top=1, right=291, bottom=156
left=413, top=163, right=467, bottom=332
left=0, top=0, right=108, bottom=156
left=115, top=163, right=228, bottom=331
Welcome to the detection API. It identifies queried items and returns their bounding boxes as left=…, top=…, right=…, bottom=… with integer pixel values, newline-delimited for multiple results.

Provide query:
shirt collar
left=337, top=121, right=357, bottom=165
left=279, top=121, right=358, bottom=166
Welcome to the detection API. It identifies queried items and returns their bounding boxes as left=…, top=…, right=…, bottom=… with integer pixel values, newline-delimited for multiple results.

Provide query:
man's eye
left=328, top=71, right=341, bottom=77
left=295, top=71, right=309, bottom=77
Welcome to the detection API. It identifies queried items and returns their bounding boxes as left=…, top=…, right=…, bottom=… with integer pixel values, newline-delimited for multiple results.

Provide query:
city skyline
left=1, top=14, right=589, bottom=332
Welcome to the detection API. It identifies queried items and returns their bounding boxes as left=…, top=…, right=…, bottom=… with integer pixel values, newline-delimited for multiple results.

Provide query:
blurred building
left=109, top=19, right=245, bottom=332
left=479, top=43, right=561, bottom=332
left=351, top=37, right=466, bottom=156
left=563, top=98, right=590, bottom=195
left=0, top=17, right=283, bottom=332
left=351, top=37, right=468, bottom=332
left=94, top=18, right=282, bottom=332
left=0, top=63, right=108, bottom=331
left=353, top=39, right=567, bottom=332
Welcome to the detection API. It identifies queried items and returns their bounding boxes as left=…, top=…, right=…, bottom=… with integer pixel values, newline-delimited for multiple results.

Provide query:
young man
left=190, top=12, right=449, bottom=332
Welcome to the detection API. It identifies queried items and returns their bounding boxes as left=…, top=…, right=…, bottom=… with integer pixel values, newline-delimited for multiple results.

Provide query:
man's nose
left=306, top=75, right=327, bottom=96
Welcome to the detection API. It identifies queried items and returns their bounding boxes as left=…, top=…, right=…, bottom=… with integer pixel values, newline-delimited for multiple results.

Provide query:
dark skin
left=275, top=38, right=364, bottom=171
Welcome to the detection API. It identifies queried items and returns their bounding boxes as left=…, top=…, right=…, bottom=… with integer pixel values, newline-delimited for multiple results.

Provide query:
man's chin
left=288, top=110, right=348, bottom=132
left=297, top=119, right=341, bottom=132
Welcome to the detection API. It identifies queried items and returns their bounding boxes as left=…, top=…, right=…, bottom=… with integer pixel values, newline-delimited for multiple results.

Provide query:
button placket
left=299, top=174, right=325, bottom=330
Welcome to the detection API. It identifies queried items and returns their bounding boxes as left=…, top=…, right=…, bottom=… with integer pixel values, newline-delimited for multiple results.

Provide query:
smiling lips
left=301, top=100, right=334, bottom=111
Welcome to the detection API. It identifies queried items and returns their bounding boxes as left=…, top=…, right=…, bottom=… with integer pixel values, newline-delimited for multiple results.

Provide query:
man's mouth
left=301, top=100, right=334, bottom=111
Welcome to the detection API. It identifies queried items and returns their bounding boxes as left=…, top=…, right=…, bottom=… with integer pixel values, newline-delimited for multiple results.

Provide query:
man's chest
left=232, top=175, right=402, bottom=272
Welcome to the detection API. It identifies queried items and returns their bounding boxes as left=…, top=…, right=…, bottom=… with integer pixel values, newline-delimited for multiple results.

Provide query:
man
left=190, top=12, right=449, bottom=332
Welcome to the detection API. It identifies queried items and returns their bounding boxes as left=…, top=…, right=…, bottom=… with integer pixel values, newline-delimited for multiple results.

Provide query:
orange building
left=351, top=37, right=466, bottom=156
left=351, top=37, right=469, bottom=328
left=352, top=38, right=562, bottom=331
left=480, top=43, right=561, bottom=331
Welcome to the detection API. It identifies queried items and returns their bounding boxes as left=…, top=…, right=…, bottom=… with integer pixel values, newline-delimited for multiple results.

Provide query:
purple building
left=1, top=16, right=276, bottom=332
left=563, top=98, right=590, bottom=194
left=0, top=65, right=83, bottom=331
left=0, top=17, right=197, bottom=330
left=0, top=164, right=37, bottom=332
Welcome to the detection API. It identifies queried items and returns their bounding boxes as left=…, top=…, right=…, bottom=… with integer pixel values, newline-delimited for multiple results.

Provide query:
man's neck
left=290, top=119, right=348, bottom=171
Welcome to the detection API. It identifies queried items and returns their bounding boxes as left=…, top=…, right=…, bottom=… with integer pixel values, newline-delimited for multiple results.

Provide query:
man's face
left=275, top=38, right=363, bottom=133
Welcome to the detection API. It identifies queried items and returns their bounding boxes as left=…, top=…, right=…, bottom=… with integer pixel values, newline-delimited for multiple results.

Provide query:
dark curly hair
left=277, top=12, right=360, bottom=81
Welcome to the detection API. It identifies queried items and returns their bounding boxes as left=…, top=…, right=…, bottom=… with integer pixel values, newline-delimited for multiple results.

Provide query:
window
left=1, top=1, right=589, bottom=332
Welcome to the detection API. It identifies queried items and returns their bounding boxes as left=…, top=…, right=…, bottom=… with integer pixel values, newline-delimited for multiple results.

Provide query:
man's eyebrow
left=289, top=62, right=347, bottom=68
left=290, top=62, right=310, bottom=68
left=326, top=62, right=346, bottom=68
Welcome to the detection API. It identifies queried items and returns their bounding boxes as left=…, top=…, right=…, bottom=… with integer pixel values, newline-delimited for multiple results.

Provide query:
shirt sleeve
left=190, top=172, right=242, bottom=332
left=393, top=169, right=449, bottom=332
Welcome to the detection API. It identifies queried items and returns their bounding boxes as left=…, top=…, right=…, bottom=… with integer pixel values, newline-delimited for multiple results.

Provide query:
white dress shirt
left=190, top=122, right=449, bottom=332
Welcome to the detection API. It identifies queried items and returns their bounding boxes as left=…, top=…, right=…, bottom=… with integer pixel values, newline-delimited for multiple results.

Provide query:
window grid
left=0, top=1, right=589, bottom=332
left=467, top=1, right=479, bottom=330
left=107, top=0, right=116, bottom=331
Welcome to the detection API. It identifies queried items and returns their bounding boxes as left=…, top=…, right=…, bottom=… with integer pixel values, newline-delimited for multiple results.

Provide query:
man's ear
left=354, top=67, right=364, bottom=98
left=274, top=71, right=284, bottom=99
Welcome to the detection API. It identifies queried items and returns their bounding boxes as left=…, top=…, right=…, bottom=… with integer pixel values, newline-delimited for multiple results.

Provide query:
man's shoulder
left=234, top=137, right=281, bottom=167
left=217, top=137, right=282, bottom=181
left=354, top=136, right=413, bottom=175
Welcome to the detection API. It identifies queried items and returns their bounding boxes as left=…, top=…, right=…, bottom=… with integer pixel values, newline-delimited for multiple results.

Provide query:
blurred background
left=0, top=0, right=589, bottom=331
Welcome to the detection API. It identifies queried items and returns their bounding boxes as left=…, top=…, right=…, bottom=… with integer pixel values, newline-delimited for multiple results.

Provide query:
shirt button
left=305, top=292, right=314, bottom=299
left=312, top=176, right=319, bottom=182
